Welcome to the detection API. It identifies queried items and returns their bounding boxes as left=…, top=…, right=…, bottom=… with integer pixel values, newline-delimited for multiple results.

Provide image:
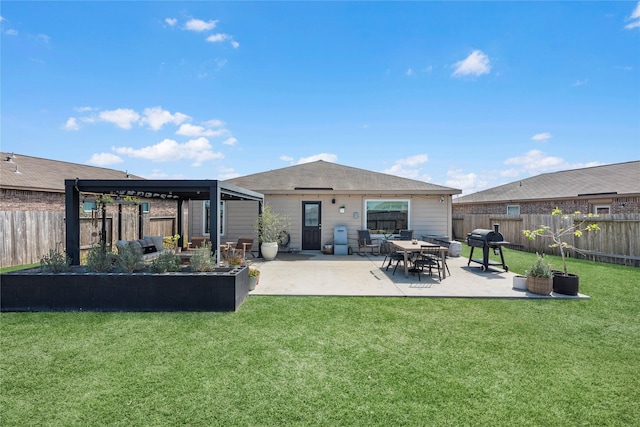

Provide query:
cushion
left=144, top=235, right=164, bottom=252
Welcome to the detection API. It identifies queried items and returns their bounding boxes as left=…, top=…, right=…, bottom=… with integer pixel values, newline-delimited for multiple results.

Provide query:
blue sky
left=2, top=1, right=639, bottom=195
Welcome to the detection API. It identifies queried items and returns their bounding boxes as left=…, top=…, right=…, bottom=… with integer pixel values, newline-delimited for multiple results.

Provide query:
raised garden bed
left=0, top=266, right=249, bottom=312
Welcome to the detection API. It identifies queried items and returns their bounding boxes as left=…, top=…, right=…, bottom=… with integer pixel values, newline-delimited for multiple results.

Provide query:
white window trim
left=141, top=202, right=150, bottom=213
left=507, top=205, right=520, bottom=215
left=594, top=205, right=610, bottom=214
left=203, top=200, right=225, bottom=237
left=364, top=199, right=411, bottom=238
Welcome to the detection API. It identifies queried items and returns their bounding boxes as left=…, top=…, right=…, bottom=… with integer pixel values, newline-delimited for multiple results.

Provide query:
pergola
left=65, top=179, right=264, bottom=265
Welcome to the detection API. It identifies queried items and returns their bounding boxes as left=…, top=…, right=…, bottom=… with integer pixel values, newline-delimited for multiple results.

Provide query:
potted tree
left=523, top=208, right=600, bottom=296
left=525, top=253, right=554, bottom=296
left=254, top=205, right=290, bottom=261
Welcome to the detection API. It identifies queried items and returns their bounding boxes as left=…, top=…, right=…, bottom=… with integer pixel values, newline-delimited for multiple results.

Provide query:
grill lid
left=467, top=224, right=505, bottom=243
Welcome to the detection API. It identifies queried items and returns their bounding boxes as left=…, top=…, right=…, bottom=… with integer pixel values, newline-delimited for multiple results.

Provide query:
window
left=203, top=201, right=225, bottom=236
left=365, top=200, right=409, bottom=235
left=141, top=202, right=150, bottom=213
left=82, top=201, right=97, bottom=213
left=594, top=205, right=610, bottom=214
left=507, top=205, right=520, bottom=215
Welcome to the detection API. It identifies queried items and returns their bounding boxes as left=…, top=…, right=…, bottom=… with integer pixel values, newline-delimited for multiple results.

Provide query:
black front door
left=302, top=202, right=322, bottom=250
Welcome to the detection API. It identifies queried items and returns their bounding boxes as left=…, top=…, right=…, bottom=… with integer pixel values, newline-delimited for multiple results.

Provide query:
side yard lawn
left=1, top=249, right=639, bottom=426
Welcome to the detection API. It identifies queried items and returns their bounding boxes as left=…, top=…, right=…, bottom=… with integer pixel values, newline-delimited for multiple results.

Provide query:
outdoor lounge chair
left=231, top=237, right=255, bottom=258
left=357, top=230, right=379, bottom=256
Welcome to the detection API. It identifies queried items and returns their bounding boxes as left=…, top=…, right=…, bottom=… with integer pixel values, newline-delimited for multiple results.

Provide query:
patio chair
left=231, top=237, right=255, bottom=258
left=357, top=230, right=379, bottom=256
left=411, top=245, right=442, bottom=281
left=384, top=248, right=409, bottom=275
left=399, top=229, right=414, bottom=240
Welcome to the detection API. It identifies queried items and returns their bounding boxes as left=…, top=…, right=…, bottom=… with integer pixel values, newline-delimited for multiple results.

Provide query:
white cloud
left=280, top=155, right=294, bottom=162
left=63, top=117, right=80, bottom=131
left=222, top=137, right=238, bottom=146
left=86, top=153, right=123, bottom=166
left=295, top=153, right=338, bottom=164
left=36, top=34, right=50, bottom=44
left=206, top=33, right=239, bottom=48
left=406, top=68, right=414, bottom=76
left=531, top=132, right=552, bottom=142
left=74, top=106, right=95, bottom=113
left=572, top=79, right=588, bottom=87
left=452, top=50, right=491, bottom=77
left=99, top=108, right=141, bottom=129
left=113, top=137, right=223, bottom=167
left=165, top=18, right=177, bottom=27
left=185, top=18, right=218, bottom=32
left=5, top=29, right=17, bottom=36
left=503, top=149, right=565, bottom=174
left=217, top=166, right=241, bottom=180
left=175, top=123, right=229, bottom=137
left=625, top=2, right=640, bottom=29
left=445, top=169, right=490, bottom=195
left=204, top=119, right=225, bottom=128
left=141, top=106, right=189, bottom=131
left=382, top=154, right=431, bottom=181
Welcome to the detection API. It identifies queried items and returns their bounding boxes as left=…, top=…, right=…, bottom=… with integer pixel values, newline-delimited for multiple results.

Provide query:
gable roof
left=226, top=160, right=461, bottom=195
left=453, top=161, right=640, bottom=204
left=0, top=152, right=144, bottom=193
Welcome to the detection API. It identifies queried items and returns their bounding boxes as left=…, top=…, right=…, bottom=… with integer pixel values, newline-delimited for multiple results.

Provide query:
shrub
left=254, top=205, right=290, bottom=243
left=248, top=267, right=260, bottom=278
left=189, top=243, right=216, bottom=272
left=40, top=243, right=71, bottom=273
left=115, top=243, right=144, bottom=273
left=227, top=253, right=245, bottom=267
left=525, top=253, right=553, bottom=278
left=85, top=244, right=118, bottom=272
left=150, top=251, right=182, bottom=273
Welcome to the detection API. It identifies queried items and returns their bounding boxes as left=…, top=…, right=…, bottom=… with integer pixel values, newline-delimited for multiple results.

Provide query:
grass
left=1, top=249, right=639, bottom=426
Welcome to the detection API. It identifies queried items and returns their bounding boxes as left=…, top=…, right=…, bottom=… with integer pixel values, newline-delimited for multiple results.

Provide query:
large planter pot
left=261, top=242, right=279, bottom=260
left=553, top=273, right=579, bottom=296
left=248, top=275, right=259, bottom=291
left=512, top=275, right=527, bottom=290
left=526, top=276, right=553, bottom=296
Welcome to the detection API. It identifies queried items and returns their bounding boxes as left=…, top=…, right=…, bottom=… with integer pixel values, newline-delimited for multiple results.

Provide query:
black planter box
left=1, top=267, right=249, bottom=312
left=552, top=272, right=580, bottom=296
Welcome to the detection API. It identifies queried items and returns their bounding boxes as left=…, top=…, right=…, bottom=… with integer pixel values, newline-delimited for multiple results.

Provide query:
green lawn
left=1, top=249, right=639, bottom=426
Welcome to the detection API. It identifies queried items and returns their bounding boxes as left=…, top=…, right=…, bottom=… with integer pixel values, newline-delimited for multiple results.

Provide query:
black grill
left=466, top=224, right=509, bottom=272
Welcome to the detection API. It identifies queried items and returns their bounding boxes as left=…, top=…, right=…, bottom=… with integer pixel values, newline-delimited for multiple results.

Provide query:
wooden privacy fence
left=453, top=213, right=640, bottom=266
left=1, top=210, right=178, bottom=268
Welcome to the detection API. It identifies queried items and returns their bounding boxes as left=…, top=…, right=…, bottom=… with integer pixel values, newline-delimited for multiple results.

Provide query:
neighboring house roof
left=453, top=161, right=640, bottom=204
left=226, top=160, right=461, bottom=195
left=0, top=152, right=144, bottom=193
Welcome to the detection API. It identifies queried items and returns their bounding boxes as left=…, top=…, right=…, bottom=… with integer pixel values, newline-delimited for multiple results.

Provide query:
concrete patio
left=248, top=251, right=590, bottom=299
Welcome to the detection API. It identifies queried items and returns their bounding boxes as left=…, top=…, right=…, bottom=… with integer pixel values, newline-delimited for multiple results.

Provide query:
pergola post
left=65, top=180, right=81, bottom=265
left=211, top=183, right=221, bottom=265
left=177, top=198, right=184, bottom=249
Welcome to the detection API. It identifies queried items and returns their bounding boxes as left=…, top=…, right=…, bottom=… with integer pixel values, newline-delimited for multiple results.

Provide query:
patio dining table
left=390, top=240, right=449, bottom=278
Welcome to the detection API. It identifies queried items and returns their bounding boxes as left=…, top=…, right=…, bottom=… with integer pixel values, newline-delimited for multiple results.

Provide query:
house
left=189, top=160, right=462, bottom=253
left=0, top=152, right=178, bottom=267
left=451, top=161, right=640, bottom=265
left=452, top=161, right=640, bottom=216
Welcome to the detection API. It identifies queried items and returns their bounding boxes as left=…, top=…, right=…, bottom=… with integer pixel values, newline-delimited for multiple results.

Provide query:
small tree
left=254, top=205, right=290, bottom=243
left=523, top=207, right=600, bottom=276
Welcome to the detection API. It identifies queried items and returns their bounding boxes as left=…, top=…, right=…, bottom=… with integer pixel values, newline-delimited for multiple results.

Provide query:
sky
left=2, top=1, right=639, bottom=196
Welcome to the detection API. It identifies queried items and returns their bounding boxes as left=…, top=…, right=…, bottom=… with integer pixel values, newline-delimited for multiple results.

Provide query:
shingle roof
left=226, top=160, right=461, bottom=195
left=453, top=161, right=640, bottom=204
left=0, top=152, right=144, bottom=193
